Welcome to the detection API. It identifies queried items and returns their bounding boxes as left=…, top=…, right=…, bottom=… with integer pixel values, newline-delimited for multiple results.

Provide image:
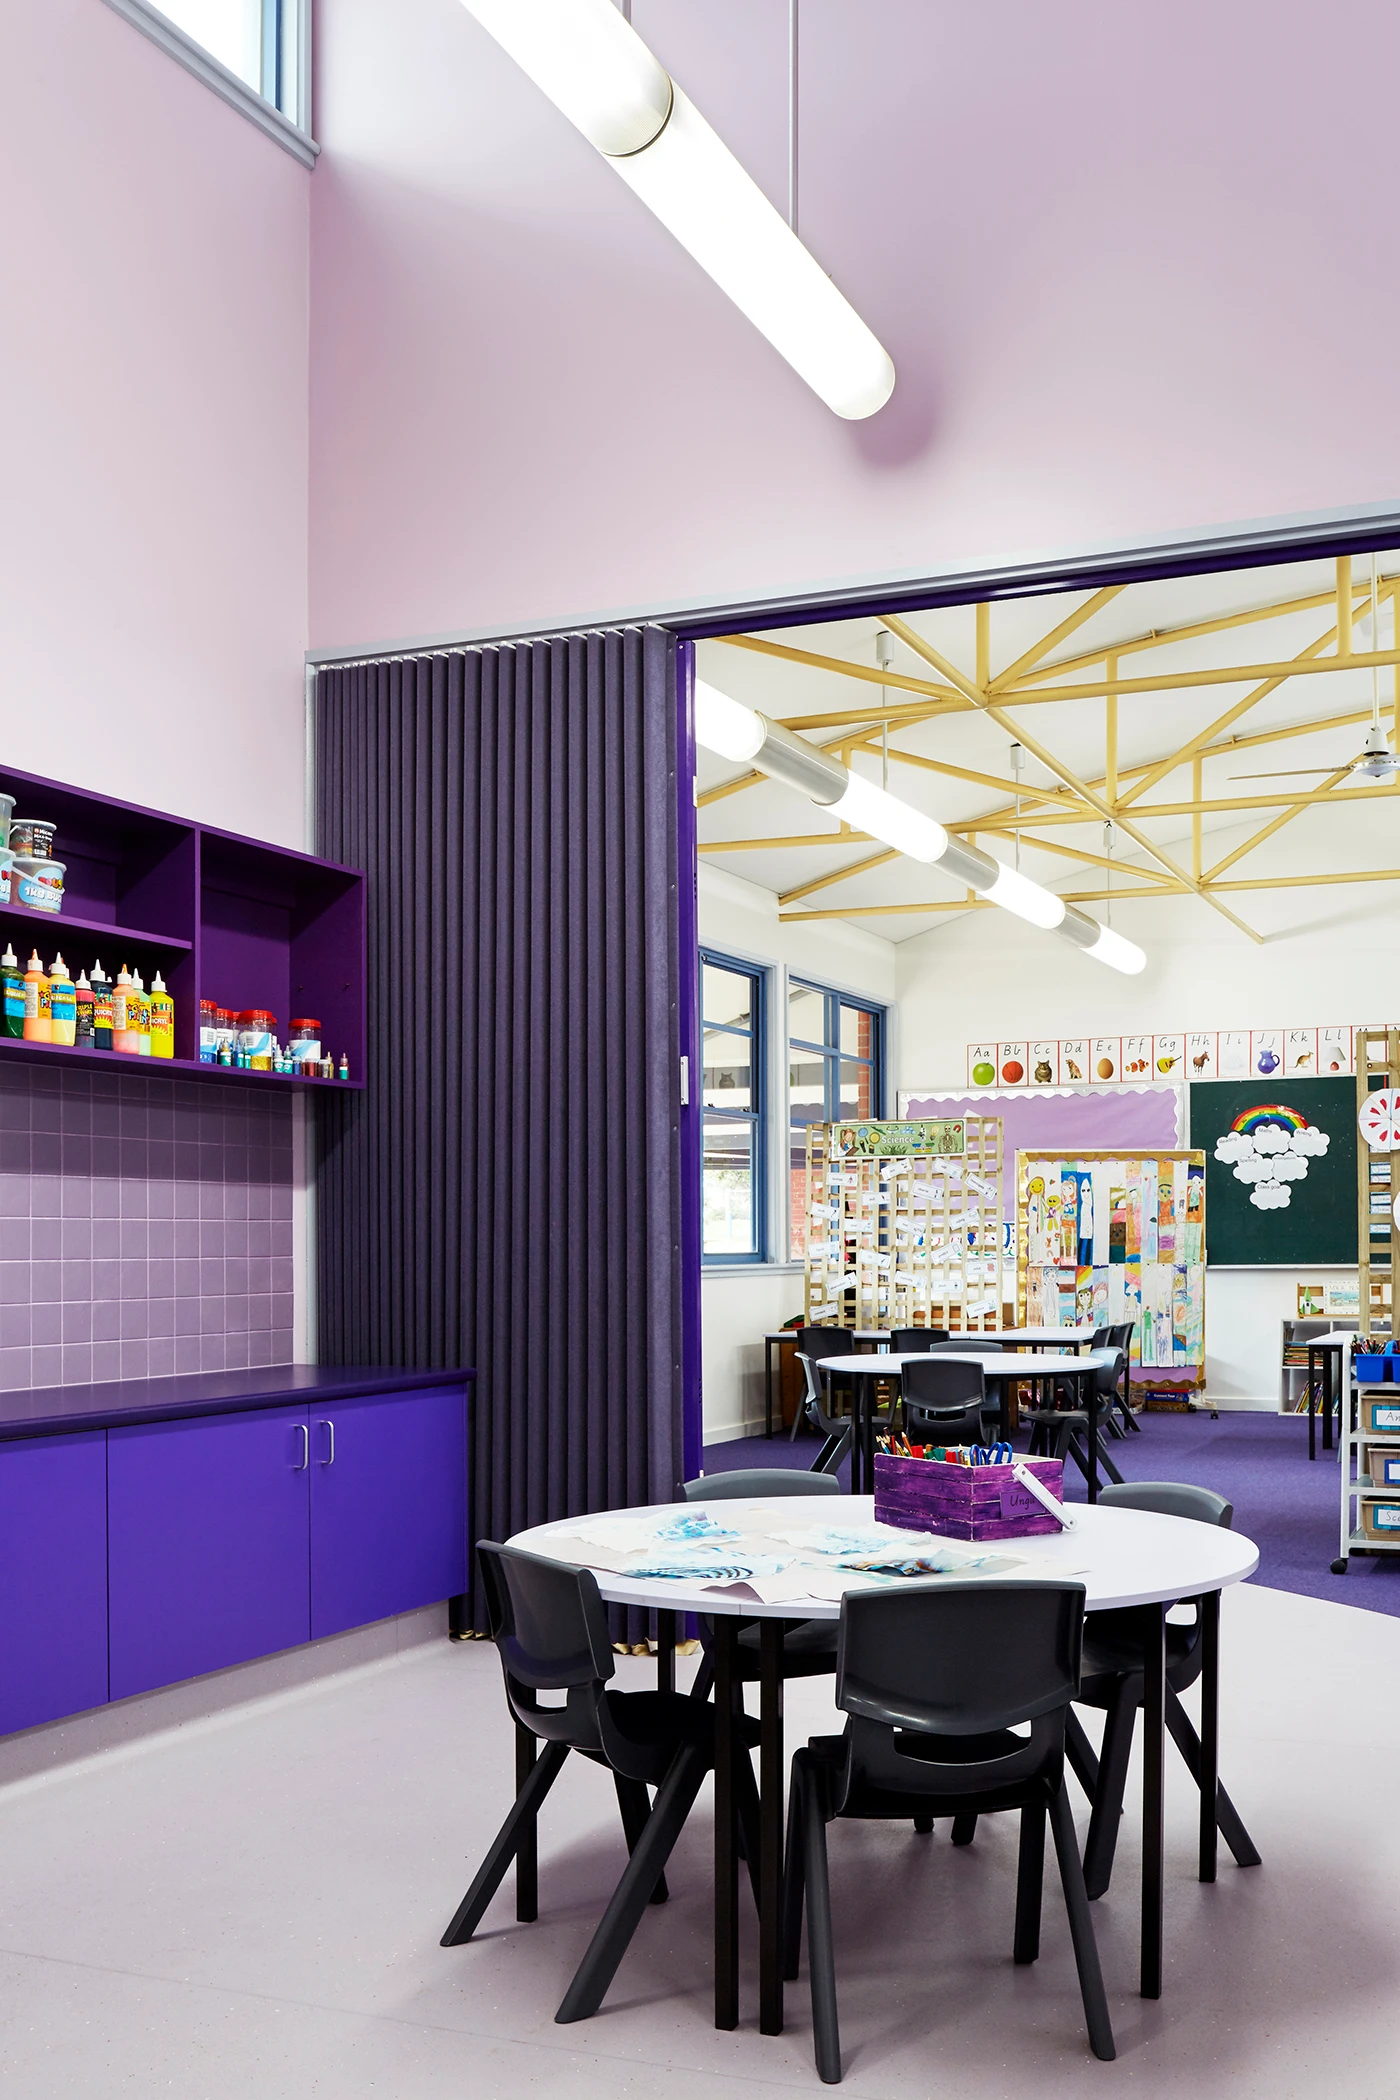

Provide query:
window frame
left=103, top=0, right=318, bottom=167
left=787, top=978, right=887, bottom=1261
left=699, top=948, right=769, bottom=1267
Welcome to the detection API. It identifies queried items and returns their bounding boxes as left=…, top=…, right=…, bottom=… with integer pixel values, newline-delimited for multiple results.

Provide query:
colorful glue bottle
left=132, top=971, right=151, bottom=1055
left=112, top=966, right=138, bottom=1055
left=148, top=972, right=174, bottom=1058
left=90, top=961, right=113, bottom=1052
left=23, top=950, right=51, bottom=1043
left=74, top=969, right=95, bottom=1050
left=48, top=954, right=76, bottom=1047
left=338, top=1052, right=349, bottom=1081
left=0, top=947, right=23, bottom=1039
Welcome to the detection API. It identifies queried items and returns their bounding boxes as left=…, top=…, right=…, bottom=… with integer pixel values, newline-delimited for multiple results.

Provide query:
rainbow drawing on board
left=1213, top=1102, right=1330, bottom=1211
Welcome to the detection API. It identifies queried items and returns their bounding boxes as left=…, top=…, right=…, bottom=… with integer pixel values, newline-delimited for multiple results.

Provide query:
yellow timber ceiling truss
left=698, top=557, right=1400, bottom=944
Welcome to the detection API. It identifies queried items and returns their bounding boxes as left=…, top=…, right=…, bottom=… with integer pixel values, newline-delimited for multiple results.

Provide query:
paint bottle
left=148, top=972, right=174, bottom=1058
left=48, top=954, right=76, bottom=1047
left=74, top=969, right=95, bottom=1050
left=132, top=971, right=152, bottom=1055
left=90, top=961, right=113, bottom=1052
left=0, top=947, right=23, bottom=1039
left=23, top=950, right=51, bottom=1043
left=338, top=1052, right=349, bottom=1081
left=112, top=966, right=138, bottom=1055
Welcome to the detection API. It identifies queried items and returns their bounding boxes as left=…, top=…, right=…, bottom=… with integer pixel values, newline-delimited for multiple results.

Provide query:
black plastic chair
left=925, top=1335, right=1002, bottom=1352
left=788, top=1327, right=856, bottom=1450
left=441, top=1541, right=761, bottom=2025
left=898, top=1355, right=993, bottom=1446
left=683, top=1470, right=841, bottom=1699
left=793, top=1352, right=855, bottom=1474
left=889, top=1326, right=949, bottom=1353
left=1108, top=1323, right=1140, bottom=1431
left=1064, top=1482, right=1261, bottom=1900
left=783, top=1581, right=1114, bottom=2082
left=1023, top=1351, right=1125, bottom=1491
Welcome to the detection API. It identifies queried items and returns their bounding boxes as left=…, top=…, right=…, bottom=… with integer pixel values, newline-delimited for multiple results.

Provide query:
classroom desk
left=516, top=1495, right=1259, bottom=2034
left=817, top=1351, right=1100, bottom=1493
left=762, top=1331, right=889, bottom=1437
left=1304, top=1334, right=1348, bottom=1460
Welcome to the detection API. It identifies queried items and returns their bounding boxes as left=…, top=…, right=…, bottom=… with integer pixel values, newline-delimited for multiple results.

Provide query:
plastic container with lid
left=238, top=1008, right=276, bottom=1071
left=10, top=819, right=56, bottom=859
left=13, top=856, right=63, bottom=912
left=0, top=792, right=14, bottom=847
left=0, top=848, right=13, bottom=904
left=288, top=1016, right=321, bottom=1065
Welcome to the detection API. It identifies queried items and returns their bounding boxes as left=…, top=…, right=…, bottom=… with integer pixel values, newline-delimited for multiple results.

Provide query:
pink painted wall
left=2, top=0, right=310, bottom=846
left=308, top=0, right=1400, bottom=653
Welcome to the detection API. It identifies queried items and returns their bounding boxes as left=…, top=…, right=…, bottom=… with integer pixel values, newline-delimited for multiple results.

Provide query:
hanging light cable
left=458, top=0, right=895, bottom=420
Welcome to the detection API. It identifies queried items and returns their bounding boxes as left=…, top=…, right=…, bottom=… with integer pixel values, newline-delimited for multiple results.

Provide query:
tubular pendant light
left=691, top=682, right=1148, bottom=964
left=458, top=0, right=896, bottom=420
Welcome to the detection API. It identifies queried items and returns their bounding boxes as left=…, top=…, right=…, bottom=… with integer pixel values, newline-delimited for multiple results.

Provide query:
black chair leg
left=1048, top=1784, right=1115, bottom=2061
left=1083, top=1682, right=1138, bottom=1901
left=614, top=1774, right=668, bottom=1906
left=1064, top=1708, right=1100, bottom=1802
left=441, top=1738, right=569, bottom=1945
left=689, top=1653, right=716, bottom=1703
left=1165, top=1688, right=1262, bottom=1869
left=782, top=1766, right=806, bottom=1980
left=813, top=1427, right=852, bottom=1475
left=951, top=1812, right=978, bottom=1846
left=1014, top=1799, right=1045, bottom=1964
left=1093, top=1434, right=1125, bottom=1487
left=734, top=1737, right=764, bottom=1916
left=797, top=1758, right=842, bottom=2085
left=555, top=1743, right=709, bottom=2024
left=912, top=1814, right=934, bottom=1835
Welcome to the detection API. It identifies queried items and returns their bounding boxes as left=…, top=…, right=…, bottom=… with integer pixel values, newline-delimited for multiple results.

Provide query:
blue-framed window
left=700, top=951, right=767, bottom=1262
left=120, top=1, right=308, bottom=129
left=788, top=980, right=886, bottom=1259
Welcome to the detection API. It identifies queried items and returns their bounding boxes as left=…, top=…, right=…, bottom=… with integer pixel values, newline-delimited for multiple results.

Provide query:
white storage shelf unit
left=1336, top=1380, right=1400, bottom=1572
left=1280, top=1318, right=1357, bottom=1414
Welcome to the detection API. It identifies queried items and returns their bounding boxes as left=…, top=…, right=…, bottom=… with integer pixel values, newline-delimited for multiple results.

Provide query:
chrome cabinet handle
left=317, top=1418, right=335, bottom=1466
left=293, top=1423, right=309, bottom=1471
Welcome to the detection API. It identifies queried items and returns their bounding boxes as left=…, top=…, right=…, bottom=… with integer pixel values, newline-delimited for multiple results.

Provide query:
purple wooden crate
left=874, top=1454, right=1065, bottom=1541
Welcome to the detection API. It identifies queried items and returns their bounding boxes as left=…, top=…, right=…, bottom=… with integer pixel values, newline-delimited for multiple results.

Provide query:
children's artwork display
left=805, top=1118, right=1003, bottom=1334
left=1015, top=1149, right=1207, bottom=1395
left=899, top=1087, right=1182, bottom=1229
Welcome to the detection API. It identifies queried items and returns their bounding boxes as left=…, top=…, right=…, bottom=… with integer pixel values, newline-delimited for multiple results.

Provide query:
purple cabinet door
left=0, top=1432, right=108, bottom=1733
left=310, top=1388, right=467, bottom=1639
left=108, top=1408, right=310, bottom=1699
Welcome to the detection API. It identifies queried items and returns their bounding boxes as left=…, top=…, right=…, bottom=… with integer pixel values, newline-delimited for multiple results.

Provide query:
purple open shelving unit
left=0, top=763, right=365, bottom=1090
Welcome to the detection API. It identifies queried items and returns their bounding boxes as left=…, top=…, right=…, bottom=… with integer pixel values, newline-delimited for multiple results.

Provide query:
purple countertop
left=0, top=1365, right=473, bottom=1442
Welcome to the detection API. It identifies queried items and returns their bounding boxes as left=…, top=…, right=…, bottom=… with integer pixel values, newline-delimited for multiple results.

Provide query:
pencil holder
left=874, top=1453, right=1065, bottom=1541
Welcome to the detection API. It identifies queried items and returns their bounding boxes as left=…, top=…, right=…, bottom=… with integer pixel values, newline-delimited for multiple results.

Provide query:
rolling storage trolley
left=1335, top=1372, right=1400, bottom=1573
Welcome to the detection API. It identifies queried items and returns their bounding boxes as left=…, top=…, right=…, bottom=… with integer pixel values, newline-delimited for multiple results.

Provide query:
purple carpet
left=703, top=1406, right=1400, bottom=1615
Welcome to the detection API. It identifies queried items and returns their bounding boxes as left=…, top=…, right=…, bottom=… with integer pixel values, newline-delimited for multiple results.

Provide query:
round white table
left=817, top=1351, right=1106, bottom=1493
left=513, top=1496, right=1259, bottom=2035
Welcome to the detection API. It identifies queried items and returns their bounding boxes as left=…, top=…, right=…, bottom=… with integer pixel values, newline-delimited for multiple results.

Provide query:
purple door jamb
left=676, top=639, right=704, bottom=1485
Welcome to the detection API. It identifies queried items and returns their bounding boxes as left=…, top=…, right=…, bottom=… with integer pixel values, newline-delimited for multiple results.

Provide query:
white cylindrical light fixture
left=1060, top=906, right=1147, bottom=975
left=693, top=680, right=765, bottom=763
left=976, top=860, right=1067, bottom=930
left=823, top=771, right=950, bottom=863
left=458, top=1, right=895, bottom=421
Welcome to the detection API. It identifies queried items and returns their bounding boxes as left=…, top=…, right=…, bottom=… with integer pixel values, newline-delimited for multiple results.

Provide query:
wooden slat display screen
left=804, top=1117, right=1003, bottom=1333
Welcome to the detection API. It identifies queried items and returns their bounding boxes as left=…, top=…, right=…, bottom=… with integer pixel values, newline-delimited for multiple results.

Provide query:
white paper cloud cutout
left=1214, top=1115, right=1331, bottom=1213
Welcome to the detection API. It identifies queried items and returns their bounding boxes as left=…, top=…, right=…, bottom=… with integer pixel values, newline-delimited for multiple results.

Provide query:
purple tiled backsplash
left=0, top=1063, right=293, bottom=1392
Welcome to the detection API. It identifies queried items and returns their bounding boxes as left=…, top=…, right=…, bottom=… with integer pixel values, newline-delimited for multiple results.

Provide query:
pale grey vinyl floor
left=0, top=1581, right=1393, bottom=2097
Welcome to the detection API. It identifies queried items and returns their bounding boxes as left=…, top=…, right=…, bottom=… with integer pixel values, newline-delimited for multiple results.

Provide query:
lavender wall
left=309, top=0, right=1400, bottom=651
left=0, top=1066, right=294, bottom=1395
left=3, top=0, right=310, bottom=848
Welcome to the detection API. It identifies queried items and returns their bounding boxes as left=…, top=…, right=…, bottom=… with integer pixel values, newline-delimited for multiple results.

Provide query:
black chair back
left=1098, top=1480, right=1233, bottom=1528
left=900, top=1356, right=983, bottom=1413
left=796, top=1325, right=849, bottom=1362
left=890, top=1326, right=949, bottom=1353
left=1090, top=1325, right=1112, bottom=1348
left=927, top=1335, right=1001, bottom=1353
left=477, top=1541, right=619, bottom=1756
left=684, top=1468, right=840, bottom=1501
left=831, top=1581, right=1086, bottom=1805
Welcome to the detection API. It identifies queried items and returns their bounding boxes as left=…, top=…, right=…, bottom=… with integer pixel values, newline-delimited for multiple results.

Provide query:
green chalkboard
left=1188, top=1078, right=1357, bottom=1265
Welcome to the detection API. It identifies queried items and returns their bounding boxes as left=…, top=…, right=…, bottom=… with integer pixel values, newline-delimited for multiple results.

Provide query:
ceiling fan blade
left=1226, top=768, right=1338, bottom=781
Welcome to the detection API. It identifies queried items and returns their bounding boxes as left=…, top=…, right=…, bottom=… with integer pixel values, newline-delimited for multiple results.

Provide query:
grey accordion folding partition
left=314, top=629, right=686, bottom=1620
